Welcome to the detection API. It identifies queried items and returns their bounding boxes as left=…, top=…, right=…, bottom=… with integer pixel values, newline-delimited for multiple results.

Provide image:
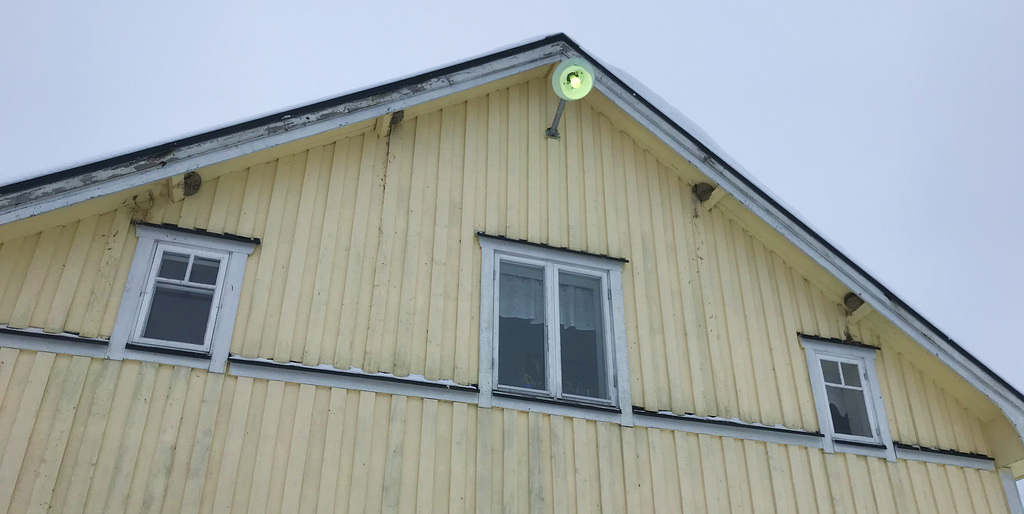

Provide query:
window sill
left=492, top=390, right=621, bottom=414
left=125, top=342, right=211, bottom=359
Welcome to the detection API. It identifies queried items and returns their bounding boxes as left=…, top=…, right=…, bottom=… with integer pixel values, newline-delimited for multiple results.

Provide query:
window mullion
left=547, top=263, right=561, bottom=399
left=184, top=254, right=195, bottom=282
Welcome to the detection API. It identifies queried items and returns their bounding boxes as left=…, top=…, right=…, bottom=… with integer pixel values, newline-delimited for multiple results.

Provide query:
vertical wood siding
left=0, top=349, right=1011, bottom=514
left=0, top=77, right=996, bottom=456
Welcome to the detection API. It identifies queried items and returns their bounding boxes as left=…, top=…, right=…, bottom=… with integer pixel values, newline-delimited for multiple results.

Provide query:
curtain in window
left=499, top=274, right=599, bottom=331
left=558, top=283, right=598, bottom=331
left=499, top=274, right=545, bottom=323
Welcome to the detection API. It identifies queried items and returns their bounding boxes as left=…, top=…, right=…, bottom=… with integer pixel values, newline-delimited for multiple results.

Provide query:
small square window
left=134, top=245, right=228, bottom=351
left=110, top=224, right=256, bottom=373
left=478, top=235, right=630, bottom=415
left=802, top=335, right=895, bottom=459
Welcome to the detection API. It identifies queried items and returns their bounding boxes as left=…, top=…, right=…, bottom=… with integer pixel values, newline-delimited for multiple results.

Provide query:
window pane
left=559, top=272, right=608, bottom=400
left=157, top=252, right=189, bottom=280
left=142, top=284, right=214, bottom=345
left=820, top=359, right=841, bottom=384
left=497, top=262, right=546, bottom=391
left=190, top=257, right=221, bottom=285
left=826, top=385, right=873, bottom=438
left=841, top=362, right=862, bottom=387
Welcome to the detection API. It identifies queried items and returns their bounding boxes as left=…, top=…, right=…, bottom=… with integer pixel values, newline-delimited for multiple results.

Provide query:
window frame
left=801, top=335, right=896, bottom=460
left=132, top=243, right=230, bottom=353
left=109, top=224, right=256, bottom=373
left=478, top=234, right=632, bottom=424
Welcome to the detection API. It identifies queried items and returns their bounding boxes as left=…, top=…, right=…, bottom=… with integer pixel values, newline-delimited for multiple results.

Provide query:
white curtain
left=499, top=274, right=545, bottom=323
left=559, top=283, right=598, bottom=331
left=498, top=274, right=598, bottom=331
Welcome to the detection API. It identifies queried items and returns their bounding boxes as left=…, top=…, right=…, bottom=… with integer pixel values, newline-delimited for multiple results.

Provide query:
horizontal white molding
left=635, top=410, right=824, bottom=449
left=0, top=326, right=108, bottom=359
left=227, top=356, right=481, bottom=405
left=0, top=327, right=1000, bottom=471
left=895, top=444, right=995, bottom=471
left=491, top=394, right=623, bottom=424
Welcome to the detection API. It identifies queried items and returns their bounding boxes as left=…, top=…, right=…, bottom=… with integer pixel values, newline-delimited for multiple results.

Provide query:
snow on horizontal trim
left=227, top=355, right=476, bottom=391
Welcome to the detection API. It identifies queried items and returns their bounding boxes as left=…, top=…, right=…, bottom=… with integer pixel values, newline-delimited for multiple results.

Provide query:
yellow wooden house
left=0, top=34, right=1022, bottom=512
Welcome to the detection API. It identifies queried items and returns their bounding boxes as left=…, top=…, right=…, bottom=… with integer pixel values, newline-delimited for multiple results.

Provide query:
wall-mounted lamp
left=546, top=58, right=595, bottom=139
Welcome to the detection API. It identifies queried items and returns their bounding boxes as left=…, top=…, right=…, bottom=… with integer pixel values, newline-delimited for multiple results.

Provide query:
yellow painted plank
left=205, top=374, right=251, bottom=511
left=22, top=355, right=88, bottom=513
left=438, top=105, right=467, bottom=381
left=222, top=168, right=250, bottom=236
left=505, top=83, right=525, bottom=241
left=275, top=145, right=325, bottom=362
left=27, top=225, right=76, bottom=329
left=315, top=387, right=348, bottom=514
left=365, top=125, right=411, bottom=373
left=17, top=226, right=69, bottom=327
left=0, top=351, right=55, bottom=511
left=393, top=116, right=434, bottom=376
left=298, top=386, right=331, bottom=512
left=266, top=383, right=300, bottom=513
left=485, top=90, right=507, bottom=236
left=432, top=401, right=455, bottom=513
left=381, top=395, right=408, bottom=512
left=101, top=362, right=160, bottom=512
left=207, top=171, right=236, bottom=234
left=0, top=238, right=28, bottom=313
left=78, top=206, right=132, bottom=338
left=768, top=253, right=818, bottom=430
left=364, top=394, right=393, bottom=513
left=334, top=134, right=382, bottom=369
left=98, top=224, right=136, bottom=338
left=302, top=140, right=351, bottom=365
left=562, top=99, right=585, bottom=251
left=865, top=457, right=898, bottom=513
left=735, top=231, right=784, bottom=425
left=57, top=359, right=120, bottom=514
left=9, top=353, right=69, bottom=514
left=280, top=384, right=316, bottom=511
left=424, top=106, right=458, bottom=381
left=721, top=436, right=752, bottom=513
left=408, top=116, right=442, bottom=378
left=447, top=401, right=470, bottom=514
left=118, top=363, right=174, bottom=513
left=260, top=152, right=307, bottom=359
left=453, top=98, right=482, bottom=385
left=246, top=379, right=284, bottom=514
left=692, top=209, right=738, bottom=418
left=346, top=391, right=377, bottom=513
left=396, top=397, right=424, bottom=513
left=0, top=233, right=40, bottom=324
left=351, top=135, right=390, bottom=369
left=240, top=161, right=288, bottom=357
left=234, top=163, right=264, bottom=238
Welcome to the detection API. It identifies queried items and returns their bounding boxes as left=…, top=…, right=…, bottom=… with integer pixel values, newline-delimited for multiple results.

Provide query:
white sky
left=2, top=1, right=1022, bottom=425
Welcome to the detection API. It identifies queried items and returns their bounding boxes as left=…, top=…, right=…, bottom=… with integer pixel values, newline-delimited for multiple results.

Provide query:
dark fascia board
left=1, top=33, right=1021, bottom=413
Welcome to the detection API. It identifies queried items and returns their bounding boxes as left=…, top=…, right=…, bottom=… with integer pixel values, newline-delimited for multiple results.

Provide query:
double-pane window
left=488, top=245, right=619, bottom=407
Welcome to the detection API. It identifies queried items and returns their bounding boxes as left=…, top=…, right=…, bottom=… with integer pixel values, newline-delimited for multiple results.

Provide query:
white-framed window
left=801, top=335, right=895, bottom=460
left=478, top=234, right=632, bottom=423
left=109, top=223, right=256, bottom=372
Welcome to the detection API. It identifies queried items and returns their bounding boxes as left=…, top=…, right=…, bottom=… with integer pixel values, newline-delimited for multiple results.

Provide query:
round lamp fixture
left=551, top=58, right=595, bottom=101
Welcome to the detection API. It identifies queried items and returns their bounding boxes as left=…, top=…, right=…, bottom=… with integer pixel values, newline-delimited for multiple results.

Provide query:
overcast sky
left=2, top=2, right=1022, bottom=403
